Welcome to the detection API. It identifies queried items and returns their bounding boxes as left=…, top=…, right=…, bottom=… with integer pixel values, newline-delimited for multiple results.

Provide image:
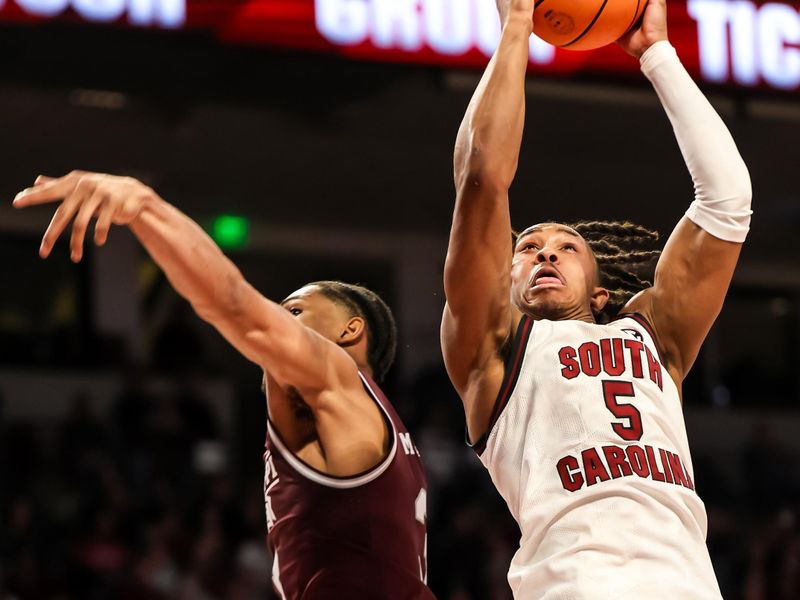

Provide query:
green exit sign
left=211, top=215, right=249, bottom=249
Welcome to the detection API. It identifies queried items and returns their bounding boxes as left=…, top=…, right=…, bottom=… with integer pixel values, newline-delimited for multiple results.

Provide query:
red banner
left=1, top=0, right=798, bottom=91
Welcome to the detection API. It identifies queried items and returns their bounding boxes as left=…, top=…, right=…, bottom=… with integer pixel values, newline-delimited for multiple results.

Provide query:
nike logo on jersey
left=621, top=328, right=644, bottom=342
left=558, top=337, right=663, bottom=391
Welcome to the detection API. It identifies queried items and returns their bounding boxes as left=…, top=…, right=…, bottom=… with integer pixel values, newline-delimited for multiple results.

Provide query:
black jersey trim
left=613, top=312, right=667, bottom=366
left=266, top=373, right=398, bottom=489
left=469, top=315, right=534, bottom=456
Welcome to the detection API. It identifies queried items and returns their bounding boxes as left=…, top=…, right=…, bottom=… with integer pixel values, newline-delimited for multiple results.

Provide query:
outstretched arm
left=619, top=0, right=752, bottom=380
left=13, top=172, right=358, bottom=400
left=442, top=1, right=532, bottom=437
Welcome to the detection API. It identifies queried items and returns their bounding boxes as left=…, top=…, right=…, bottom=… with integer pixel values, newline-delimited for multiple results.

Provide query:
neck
left=528, top=305, right=596, bottom=324
left=344, top=347, right=372, bottom=377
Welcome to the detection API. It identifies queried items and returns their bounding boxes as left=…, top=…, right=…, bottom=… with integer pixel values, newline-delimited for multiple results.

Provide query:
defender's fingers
left=94, top=203, right=115, bottom=247
left=34, top=175, right=55, bottom=186
left=70, top=189, right=105, bottom=262
left=40, top=198, right=82, bottom=258
left=13, top=174, right=80, bottom=208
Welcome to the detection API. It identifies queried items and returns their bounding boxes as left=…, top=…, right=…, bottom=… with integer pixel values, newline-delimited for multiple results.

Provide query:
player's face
left=280, top=285, right=351, bottom=343
left=510, top=224, right=603, bottom=320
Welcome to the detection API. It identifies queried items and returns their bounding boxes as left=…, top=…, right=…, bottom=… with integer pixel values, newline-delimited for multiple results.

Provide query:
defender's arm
left=131, top=194, right=361, bottom=397
left=13, top=173, right=361, bottom=401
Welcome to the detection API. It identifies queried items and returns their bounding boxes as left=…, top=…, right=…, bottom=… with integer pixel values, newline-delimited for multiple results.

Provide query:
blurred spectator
left=742, top=422, right=800, bottom=512
left=1, top=370, right=799, bottom=600
left=59, top=393, right=106, bottom=472
left=153, top=306, right=208, bottom=373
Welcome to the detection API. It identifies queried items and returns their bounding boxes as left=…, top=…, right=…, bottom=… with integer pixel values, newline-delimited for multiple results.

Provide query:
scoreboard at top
left=0, top=0, right=798, bottom=92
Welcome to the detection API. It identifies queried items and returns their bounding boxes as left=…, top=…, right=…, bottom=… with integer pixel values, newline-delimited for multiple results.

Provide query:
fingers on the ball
left=71, top=190, right=105, bottom=261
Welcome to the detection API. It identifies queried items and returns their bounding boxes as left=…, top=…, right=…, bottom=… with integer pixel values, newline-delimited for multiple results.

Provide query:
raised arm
left=442, top=0, right=533, bottom=438
left=619, top=0, right=752, bottom=380
left=12, top=172, right=357, bottom=399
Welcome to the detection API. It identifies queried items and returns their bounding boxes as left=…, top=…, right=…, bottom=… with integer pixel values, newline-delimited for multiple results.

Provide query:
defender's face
left=510, top=224, right=600, bottom=320
left=280, top=285, right=349, bottom=343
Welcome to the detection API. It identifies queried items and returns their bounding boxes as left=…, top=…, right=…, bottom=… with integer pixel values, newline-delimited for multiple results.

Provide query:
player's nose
left=535, top=249, right=558, bottom=263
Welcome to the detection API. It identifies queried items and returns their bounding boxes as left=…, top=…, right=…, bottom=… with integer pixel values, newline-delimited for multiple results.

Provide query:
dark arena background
left=1, top=1, right=799, bottom=598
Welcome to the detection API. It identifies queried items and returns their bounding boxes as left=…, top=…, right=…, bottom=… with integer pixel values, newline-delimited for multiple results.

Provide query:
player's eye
left=563, top=244, right=576, bottom=252
left=522, top=243, right=538, bottom=252
left=288, top=307, right=302, bottom=316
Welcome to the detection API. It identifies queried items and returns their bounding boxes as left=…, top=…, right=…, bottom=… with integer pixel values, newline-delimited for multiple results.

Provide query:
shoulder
left=619, top=291, right=683, bottom=385
left=622, top=291, right=665, bottom=354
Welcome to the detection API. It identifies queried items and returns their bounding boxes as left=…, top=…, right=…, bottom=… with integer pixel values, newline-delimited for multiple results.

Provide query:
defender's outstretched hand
left=617, top=0, right=669, bottom=58
left=13, top=171, right=153, bottom=262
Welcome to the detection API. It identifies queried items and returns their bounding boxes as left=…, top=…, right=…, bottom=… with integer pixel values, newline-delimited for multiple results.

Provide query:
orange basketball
left=533, top=0, right=646, bottom=51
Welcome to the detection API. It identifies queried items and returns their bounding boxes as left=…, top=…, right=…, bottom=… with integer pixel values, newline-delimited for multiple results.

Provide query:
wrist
left=502, top=13, right=534, bottom=35
left=637, top=38, right=671, bottom=61
left=130, top=185, right=163, bottom=229
left=639, top=40, right=678, bottom=75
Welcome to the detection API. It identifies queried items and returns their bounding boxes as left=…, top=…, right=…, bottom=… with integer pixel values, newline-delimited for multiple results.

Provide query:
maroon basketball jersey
left=263, top=371, right=434, bottom=600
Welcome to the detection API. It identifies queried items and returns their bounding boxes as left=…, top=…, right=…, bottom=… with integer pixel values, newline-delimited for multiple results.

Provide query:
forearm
left=642, top=41, right=752, bottom=242
left=130, top=194, right=249, bottom=325
left=129, top=194, right=339, bottom=390
left=454, top=17, right=532, bottom=189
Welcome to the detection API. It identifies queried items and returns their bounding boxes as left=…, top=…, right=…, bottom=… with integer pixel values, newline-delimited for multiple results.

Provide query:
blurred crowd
left=1, top=369, right=799, bottom=600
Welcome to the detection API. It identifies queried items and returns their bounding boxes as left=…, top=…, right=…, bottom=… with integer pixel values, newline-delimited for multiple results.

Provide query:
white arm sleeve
left=640, top=41, right=752, bottom=243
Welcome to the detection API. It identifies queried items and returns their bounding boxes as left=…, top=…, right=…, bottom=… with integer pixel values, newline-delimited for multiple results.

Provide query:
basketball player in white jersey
left=442, top=0, right=751, bottom=598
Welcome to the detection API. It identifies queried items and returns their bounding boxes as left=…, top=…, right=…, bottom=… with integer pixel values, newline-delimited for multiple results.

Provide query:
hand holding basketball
left=616, top=0, right=669, bottom=58
left=12, top=171, right=154, bottom=262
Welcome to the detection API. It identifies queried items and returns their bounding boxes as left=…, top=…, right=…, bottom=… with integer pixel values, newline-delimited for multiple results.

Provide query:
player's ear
left=339, top=316, right=366, bottom=347
left=590, top=286, right=609, bottom=313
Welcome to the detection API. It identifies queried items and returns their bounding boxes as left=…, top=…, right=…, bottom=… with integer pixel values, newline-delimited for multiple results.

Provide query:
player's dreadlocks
left=568, top=221, right=662, bottom=323
left=310, top=281, right=398, bottom=383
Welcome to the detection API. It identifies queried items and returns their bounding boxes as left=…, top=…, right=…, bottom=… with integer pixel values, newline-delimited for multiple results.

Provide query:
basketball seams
left=561, top=0, right=610, bottom=48
left=535, top=0, right=643, bottom=50
left=622, top=0, right=644, bottom=37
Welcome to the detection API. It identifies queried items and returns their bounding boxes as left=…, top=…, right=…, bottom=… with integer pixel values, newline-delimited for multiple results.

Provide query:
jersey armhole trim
left=614, top=311, right=667, bottom=366
left=266, top=373, right=398, bottom=489
left=469, top=315, right=534, bottom=456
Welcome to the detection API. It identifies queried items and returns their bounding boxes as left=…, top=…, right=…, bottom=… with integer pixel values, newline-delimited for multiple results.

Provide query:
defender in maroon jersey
left=13, top=172, right=434, bottom=600
left=265, top=368, right=431, bottom=599
left=264, top=282, right=432, bottom=600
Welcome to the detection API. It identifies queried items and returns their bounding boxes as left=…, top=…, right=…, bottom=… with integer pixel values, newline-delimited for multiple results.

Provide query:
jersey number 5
left=602, top=380, right=643, bottom=441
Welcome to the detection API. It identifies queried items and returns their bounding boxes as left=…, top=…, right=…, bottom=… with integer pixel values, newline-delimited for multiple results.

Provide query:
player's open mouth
left=532, top=266, right=565, bottom=288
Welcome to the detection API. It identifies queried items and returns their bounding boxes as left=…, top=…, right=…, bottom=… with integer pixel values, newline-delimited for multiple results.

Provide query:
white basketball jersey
left=476, top=314, right=722, bottom=600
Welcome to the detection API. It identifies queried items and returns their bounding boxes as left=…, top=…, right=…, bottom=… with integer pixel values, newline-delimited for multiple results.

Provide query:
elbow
left=454, top=132, right=516, bottom=192
left=455, top=151, right=515, bottom=194
left=728, top=153, right=753, bottom=205
left=738, top=168, right=753, bottom=207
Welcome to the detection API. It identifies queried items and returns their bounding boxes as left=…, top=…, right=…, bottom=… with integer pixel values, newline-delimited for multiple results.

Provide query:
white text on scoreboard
left=7, top=0, right=185, bottom=28
left=690, top=0, right=800, bottom=89
left=315, top=0, right=556, bottom=64
left=316, top=0, right=800, bottom=90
